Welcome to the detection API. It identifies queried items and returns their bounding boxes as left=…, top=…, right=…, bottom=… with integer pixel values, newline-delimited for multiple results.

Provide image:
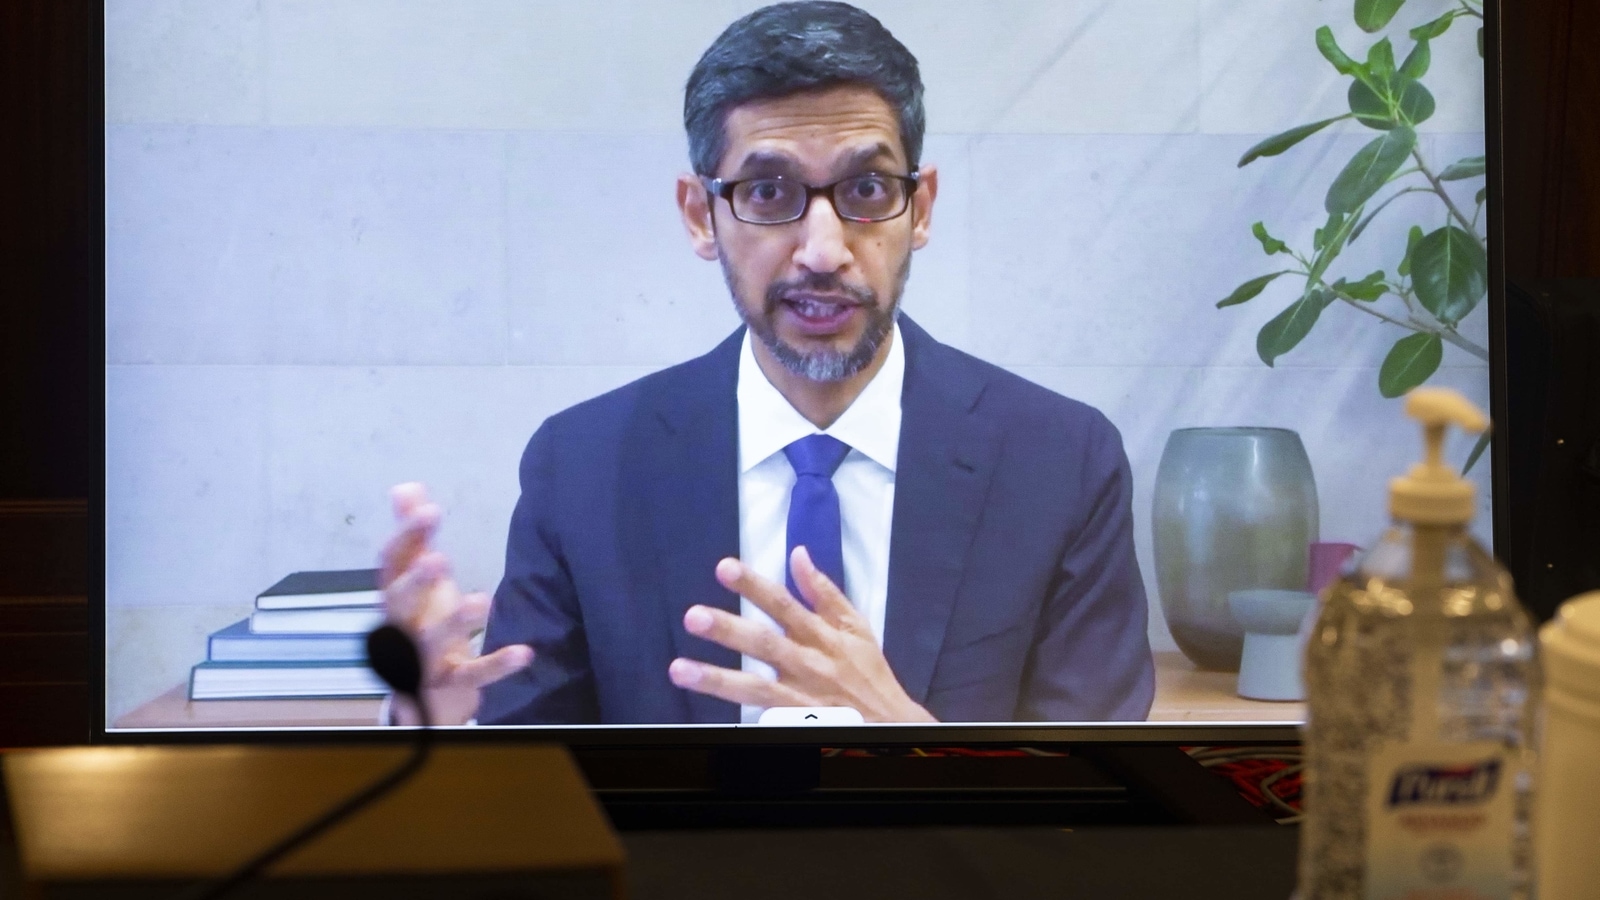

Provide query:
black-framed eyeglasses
left=703, top=172, right=921, bottom=225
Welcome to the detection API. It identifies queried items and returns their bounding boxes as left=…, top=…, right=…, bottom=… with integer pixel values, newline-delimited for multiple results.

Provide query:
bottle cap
left=1388, top=388, right=1488, bottom=525
left=1541, top=591, right=1600, bottom=707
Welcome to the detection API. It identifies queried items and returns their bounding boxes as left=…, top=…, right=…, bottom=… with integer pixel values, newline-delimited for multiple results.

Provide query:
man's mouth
left=779, top=294, right=862, bottom=333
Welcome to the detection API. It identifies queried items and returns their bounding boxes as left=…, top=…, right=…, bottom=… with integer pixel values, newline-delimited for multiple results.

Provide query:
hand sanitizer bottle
left=1298, top=388, right=1536, bottom=900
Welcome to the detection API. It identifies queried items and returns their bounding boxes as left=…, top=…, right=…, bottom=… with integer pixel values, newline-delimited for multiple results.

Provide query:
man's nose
left=791, top=192, right=853, bottom=274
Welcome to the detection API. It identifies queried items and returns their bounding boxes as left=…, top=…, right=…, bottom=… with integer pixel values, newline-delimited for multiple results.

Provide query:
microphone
left=178, top=625, right=435, bottom=900
left=367, top=624, right=426, bottom=710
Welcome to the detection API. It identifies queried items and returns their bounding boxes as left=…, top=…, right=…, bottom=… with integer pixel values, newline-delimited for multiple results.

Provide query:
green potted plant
left=1218, top=0, right=1489, bottom=468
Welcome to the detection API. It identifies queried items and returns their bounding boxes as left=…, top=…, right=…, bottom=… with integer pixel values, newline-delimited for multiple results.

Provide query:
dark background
left=1, top=0, right=1595, bottom=746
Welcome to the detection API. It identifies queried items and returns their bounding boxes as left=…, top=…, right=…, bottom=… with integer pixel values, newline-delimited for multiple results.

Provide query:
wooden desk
left=112, top=651, right=1302, bottom=729
left=114, top=687, right=383, bottom=729
left=1146, top=651, right=1305, bottom=722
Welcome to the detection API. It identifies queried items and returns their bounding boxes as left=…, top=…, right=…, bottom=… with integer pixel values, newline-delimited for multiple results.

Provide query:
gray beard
left=719, top=255, right=910, bottom=383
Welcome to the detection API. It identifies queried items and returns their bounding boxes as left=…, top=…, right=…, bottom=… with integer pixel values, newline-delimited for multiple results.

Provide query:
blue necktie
left=783, top=434, right=851, bottom=605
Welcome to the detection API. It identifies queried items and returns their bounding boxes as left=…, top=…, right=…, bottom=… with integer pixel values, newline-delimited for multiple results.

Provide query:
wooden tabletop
left=1146, top=651, right=1305, bottom=723
left=113, top=686, right=384, bottom=729
left=112, top=650, right=1303, bottom=729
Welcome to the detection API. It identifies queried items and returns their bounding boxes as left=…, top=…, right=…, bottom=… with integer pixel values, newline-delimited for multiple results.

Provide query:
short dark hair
left=683, top=2, right=925, bottom=176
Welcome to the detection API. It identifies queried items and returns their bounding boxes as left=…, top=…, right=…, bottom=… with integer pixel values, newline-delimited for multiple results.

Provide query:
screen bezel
left=90, top=0, right=1507, bottom=748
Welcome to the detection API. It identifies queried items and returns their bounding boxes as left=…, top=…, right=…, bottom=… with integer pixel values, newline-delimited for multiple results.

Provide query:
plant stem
left=1399, top=287, right=1422, bottom=319
left=1436, top=328, right=1490, bottom=362
left=1353, top=186, right=1435, bottom=240
left=1383, top=282, right=1423, bottom=319
left=1332, top=291, right=1490, bottom=361
left=1412, top=149, right=1479, bottom=238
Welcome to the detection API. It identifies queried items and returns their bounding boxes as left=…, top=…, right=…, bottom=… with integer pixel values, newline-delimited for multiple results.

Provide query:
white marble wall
left=104, top=0, right=1491, bottom=721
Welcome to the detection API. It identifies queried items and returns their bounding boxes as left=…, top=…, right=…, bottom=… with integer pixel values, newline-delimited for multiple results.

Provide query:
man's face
left=678, top=85, right=936, bottom=382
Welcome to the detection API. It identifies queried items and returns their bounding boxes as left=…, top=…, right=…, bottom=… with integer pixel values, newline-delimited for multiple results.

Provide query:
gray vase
left=1153, top=427, right=1319, bottom=671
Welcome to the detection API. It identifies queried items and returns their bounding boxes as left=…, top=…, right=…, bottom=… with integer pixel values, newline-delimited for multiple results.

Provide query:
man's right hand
left=379, top=483, right=533, bottom=726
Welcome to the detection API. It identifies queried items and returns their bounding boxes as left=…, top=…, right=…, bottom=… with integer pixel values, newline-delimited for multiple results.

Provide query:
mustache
left=763, top=273, right=877, bottom=313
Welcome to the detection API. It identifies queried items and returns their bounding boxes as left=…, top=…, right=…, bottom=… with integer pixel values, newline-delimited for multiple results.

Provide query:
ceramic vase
left=1153, top=427, right=1318, bottom=671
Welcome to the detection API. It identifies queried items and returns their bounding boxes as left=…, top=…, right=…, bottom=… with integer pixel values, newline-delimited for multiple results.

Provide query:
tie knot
left=783, top=434, right=851, bottom=478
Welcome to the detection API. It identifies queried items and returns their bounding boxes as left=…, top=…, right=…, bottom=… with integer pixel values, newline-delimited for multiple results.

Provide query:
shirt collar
left=737, top=321, right=904, bottom=475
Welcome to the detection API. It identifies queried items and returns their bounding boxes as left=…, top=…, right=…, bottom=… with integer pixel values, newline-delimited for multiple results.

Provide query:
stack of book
left=188, top=569, right=391, bottom=700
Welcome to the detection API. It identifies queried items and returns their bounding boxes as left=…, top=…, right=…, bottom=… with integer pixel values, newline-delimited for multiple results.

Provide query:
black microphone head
left=366, top=624, right=423, bottom=696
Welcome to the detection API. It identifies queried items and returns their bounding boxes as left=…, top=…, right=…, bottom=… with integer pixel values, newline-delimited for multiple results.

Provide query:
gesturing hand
left=667, top=546, right=937, bottom=723
left=379, top=483, right=533, bottom=725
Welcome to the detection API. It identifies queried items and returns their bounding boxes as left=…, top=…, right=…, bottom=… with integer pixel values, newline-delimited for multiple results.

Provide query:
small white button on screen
left=756, top=707, right=866, bottom=725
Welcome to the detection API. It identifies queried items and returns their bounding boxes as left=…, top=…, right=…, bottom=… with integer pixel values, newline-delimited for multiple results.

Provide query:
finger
left=418, top=590, right=492, bottom=653
left=790, top=546, right=868, bottom=634
left=390, top=482, right=431, bottom=518
left=683, top=604, right=801, bottom=670
left=667, top=658, right=814, bottom=708
left=714, top=558, right=829, bottom=647
left=444, top=644, right=534, bottom=690
left=383, top=550, right=450, bottom=626
left=379, top=502, right=442, bottom=588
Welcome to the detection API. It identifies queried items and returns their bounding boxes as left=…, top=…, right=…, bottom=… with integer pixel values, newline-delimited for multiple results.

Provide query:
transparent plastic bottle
left=1298, top=390, right=1537, bottom=900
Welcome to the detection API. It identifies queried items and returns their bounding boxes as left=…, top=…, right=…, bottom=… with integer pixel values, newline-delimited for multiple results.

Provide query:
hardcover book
left=206, top=619, right=368, bottom=663
left=188, top=660, right=388, bottom=700
left=248, top=607, right=385, bottom=635
left=256, top=569, right=382, bottom=610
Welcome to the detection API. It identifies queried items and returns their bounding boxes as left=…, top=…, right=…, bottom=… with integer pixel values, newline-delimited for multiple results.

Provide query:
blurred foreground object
left=2, top=744, right=623, bottom=900
left=1536, top=591, right=1600, bottom=900
left=1300, top=389, right=1536, bottom=898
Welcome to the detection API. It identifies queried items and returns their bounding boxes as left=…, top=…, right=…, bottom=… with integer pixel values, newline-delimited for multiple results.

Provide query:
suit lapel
left=883, top=318, right=1003, bottom=706
left=640, top=329, right=743, bottom=724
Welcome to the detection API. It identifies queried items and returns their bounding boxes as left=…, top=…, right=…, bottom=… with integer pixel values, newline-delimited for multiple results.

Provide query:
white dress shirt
left=735, top=323, right=904, bottom=723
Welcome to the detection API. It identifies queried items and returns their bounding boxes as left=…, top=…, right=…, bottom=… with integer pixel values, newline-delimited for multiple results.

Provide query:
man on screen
left=381, top=1, right=1155, bottom=726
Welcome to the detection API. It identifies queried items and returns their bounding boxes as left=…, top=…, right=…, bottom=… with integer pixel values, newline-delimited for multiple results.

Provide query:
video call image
left=104, top=0, right=1492, bottom=729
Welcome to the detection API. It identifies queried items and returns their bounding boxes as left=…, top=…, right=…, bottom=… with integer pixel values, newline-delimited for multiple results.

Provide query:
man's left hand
left=667, top=546, right=937, bottom=723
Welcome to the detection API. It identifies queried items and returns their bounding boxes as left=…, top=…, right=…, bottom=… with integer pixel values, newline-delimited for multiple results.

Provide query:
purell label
left=1387, top=760, right=1501, bottom=807
left=1364, top=742, right=1516, bottom=900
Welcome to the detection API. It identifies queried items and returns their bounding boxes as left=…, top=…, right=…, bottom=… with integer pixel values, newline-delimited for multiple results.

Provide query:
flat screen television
left=97, top=0, right=1506, bottom=746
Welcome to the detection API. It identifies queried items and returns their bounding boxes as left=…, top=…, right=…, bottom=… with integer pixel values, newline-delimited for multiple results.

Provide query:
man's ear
left=677, top=174, right=720, bottom=261
left=910, top=163, right=938, bottom=251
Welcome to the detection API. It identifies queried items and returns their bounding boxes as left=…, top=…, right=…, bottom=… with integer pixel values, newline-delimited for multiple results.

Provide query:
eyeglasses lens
left=731, top=176, right=907, bottom=224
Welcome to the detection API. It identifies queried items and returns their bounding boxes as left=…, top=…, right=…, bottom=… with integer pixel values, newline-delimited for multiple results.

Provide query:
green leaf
left=1313, top=211, right=1345, bottom=253
left=1217, top=271, right=1291, bottom=308
left=1411, top=226, right=1488, bottom=325
left=1356, top=0, right=1407, bottom=33
left=1326, top=127, right=1417, bottom=215
left=1333, top=270, right=1388, bottom=301
left=1410, top=11, right=1457, bottom=41
left=1252, top=221, right=1289, bottom=255
left=1367, top=38, right=1396, bottom=80
left=1349, top=79, right=1392, bottom=129
left=1309, top=212, right=1352, bottom=283
left=1478, top=26, right=1484, bottom=58
left=1439, top=156, right=1486, bottom=180
left=1475, top=187, right=1487, bottom=205
left=1238, top=116, right=1348, bottom=166
left=1398, top=225, right=1424, bottom=277
left=1399, top=38, right=1431, bottom=79
left=1316, top=26, right=1361, bottom=76
left=1257, top=288, right=1335, bottom=366
left=1352, top=75, right=1436, bottom=129
left=1394, top=76, right=1436, bottom=126
left=1463, top=429, right=1491, bottom=474
left=1379, top=332, right=1443, bottom=397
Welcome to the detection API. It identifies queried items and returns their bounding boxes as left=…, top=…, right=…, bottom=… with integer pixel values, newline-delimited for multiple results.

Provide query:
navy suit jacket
left=478, top=317, right=1155, bottom=724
